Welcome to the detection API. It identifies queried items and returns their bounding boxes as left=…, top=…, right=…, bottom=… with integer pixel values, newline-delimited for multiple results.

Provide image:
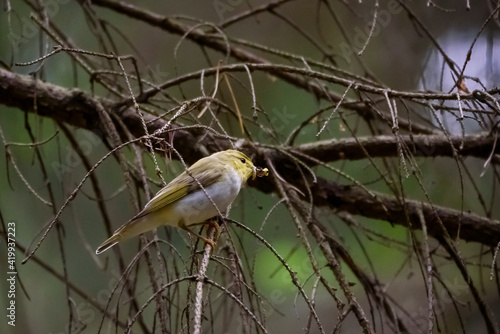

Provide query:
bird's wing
left=131, top=164, right=222, bottom=220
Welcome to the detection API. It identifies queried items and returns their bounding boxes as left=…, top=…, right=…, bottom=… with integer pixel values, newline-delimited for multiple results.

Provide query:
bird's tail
left=96, top=233, right=122, bottom=254
left=95, top=213, right=165, bottom=254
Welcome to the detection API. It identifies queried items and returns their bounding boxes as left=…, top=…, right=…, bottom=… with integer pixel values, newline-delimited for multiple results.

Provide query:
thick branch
left=310, top=177, right=500, bottom=247
left=0, top=68, right=103, bottom=130
left=1, top=68, right=499, bottom=247
left=297, top=134, right=500, bottom=162
left=0, top=68, right=202, bottom=160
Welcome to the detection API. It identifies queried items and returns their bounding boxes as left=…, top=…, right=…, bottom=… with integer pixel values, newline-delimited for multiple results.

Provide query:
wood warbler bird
left=96, top=149, right=268, bottom=254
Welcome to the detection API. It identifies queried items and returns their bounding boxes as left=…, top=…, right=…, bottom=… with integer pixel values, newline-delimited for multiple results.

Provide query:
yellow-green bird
left=96, top=149, right=267, bottom=254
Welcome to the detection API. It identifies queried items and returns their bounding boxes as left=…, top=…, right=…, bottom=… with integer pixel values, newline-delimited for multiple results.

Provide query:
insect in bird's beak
left=255, top=166, right=269, bottom=179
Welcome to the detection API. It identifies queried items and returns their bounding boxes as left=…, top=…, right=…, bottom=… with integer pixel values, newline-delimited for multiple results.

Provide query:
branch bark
left=309, top=177, right=500, bottom=247
left=297, top=134, right=500, bottom=162
left=1, top=67, right=499, bottom=247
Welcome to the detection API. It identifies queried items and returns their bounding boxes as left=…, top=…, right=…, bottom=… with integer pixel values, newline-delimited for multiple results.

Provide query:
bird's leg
left=205, top=218, right=221, bottom=237
left=188, top=217, right=222, bottom=236
left=179, top=220, right=219, bottom=250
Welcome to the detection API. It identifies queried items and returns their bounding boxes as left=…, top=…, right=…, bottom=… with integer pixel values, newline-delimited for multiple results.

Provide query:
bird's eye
left=240, top=158, right=246, bottom=163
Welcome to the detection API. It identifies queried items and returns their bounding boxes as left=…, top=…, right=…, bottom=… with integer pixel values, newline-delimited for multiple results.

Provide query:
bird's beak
left=252, top=166, right=257, bottom=180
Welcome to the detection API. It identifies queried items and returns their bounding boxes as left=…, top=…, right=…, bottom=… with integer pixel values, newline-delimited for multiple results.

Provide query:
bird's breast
left=171, top=167, right=242, bottom=225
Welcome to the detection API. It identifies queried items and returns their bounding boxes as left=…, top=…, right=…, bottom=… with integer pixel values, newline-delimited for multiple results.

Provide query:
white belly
left=170, top=168, right=242, bottom=226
